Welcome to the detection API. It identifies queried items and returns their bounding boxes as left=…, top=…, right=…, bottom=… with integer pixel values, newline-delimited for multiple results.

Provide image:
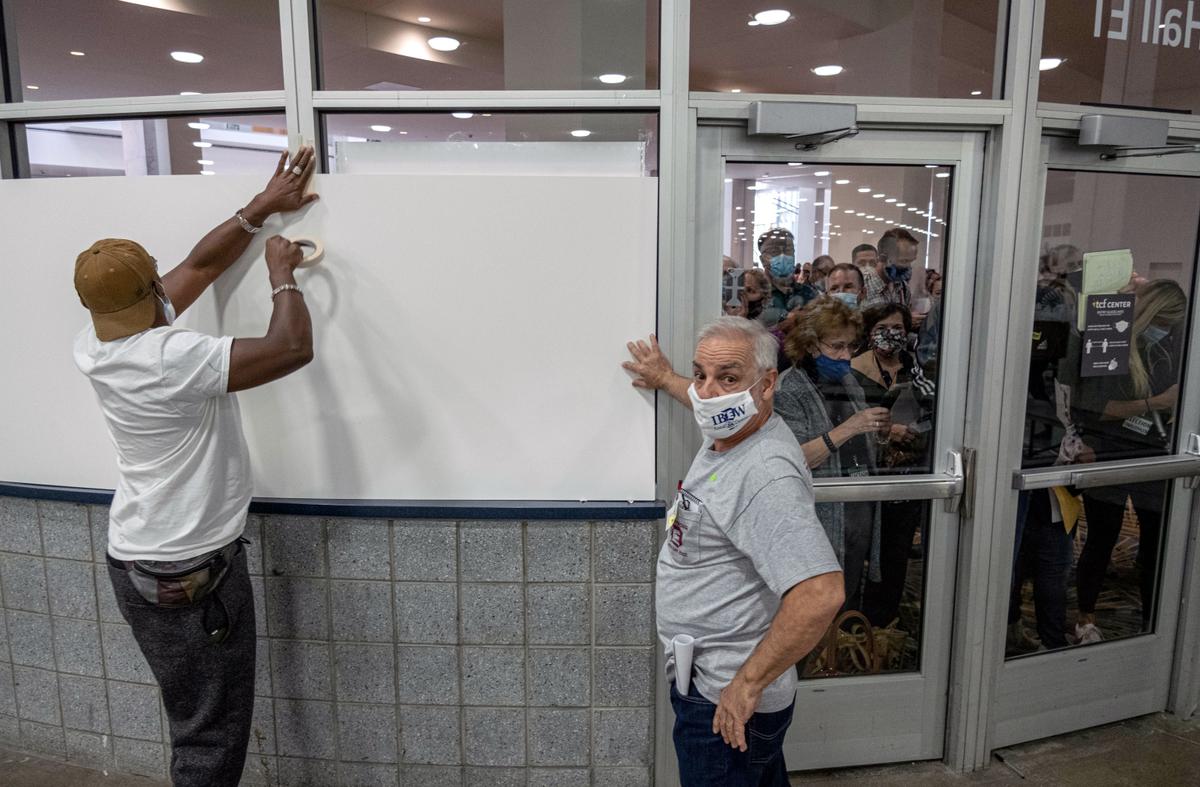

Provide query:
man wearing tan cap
left=73, top=146, right=319, bottom=787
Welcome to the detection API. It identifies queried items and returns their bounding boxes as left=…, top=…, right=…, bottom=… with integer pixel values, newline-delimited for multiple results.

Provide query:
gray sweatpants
left=107, top=545, right=256, bottom=787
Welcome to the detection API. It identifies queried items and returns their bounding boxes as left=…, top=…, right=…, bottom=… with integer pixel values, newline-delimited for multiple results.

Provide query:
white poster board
left=0, top=174, right=657, bottom=501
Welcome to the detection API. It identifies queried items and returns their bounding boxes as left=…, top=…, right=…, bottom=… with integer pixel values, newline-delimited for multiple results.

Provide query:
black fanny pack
left=108, top=538, right=245, bottom=608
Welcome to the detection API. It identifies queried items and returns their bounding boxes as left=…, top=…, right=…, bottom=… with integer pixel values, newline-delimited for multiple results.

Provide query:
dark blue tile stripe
left=0, top=482, right=665, bottom=521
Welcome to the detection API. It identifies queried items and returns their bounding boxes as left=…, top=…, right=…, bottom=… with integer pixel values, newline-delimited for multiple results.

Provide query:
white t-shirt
left=73, top=325, right=252, bottom=561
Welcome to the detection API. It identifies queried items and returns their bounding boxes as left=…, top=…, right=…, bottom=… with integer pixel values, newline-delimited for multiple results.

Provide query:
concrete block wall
left=0, top=496, right=660, bottom=786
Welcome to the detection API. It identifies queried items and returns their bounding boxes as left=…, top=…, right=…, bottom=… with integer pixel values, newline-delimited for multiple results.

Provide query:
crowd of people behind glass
left=721, top=226, right=942, bottom=668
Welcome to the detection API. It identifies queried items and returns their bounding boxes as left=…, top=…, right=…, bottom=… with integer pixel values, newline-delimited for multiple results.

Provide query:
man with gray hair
left=624, top=319, right=844, bottom=785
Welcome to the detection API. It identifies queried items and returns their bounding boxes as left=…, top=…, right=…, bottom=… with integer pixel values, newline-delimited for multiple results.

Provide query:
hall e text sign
left=1095, top=1, right=1200, bottom=49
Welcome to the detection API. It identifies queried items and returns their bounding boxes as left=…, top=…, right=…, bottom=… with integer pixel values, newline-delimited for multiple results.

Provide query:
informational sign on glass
left=1081, top=293, right=1135, bottom=377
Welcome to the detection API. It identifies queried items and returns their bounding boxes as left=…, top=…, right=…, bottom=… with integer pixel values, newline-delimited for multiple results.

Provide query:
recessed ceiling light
left=970, top=90, right=983, bottom=96
left=747, top=185, right=764, bottom=190
left=736, top=218, right=745, bottom=222
left=856, top=212, right=866, bottom=216
left=417, top=16, right=431, bottom=23
left=829, top=205, right=838, bottom=210
left=598, top=73, right=627, bottom=84
left=170, top=51, right=204, bottom=64
left=935, top=172, right=950, bottom=178
left=787, top=162, right=803, bottom=167
left=835, top=178, right=850, bottom=185
left=811, top=65, right=844, bottom=77
left=753, top=9, right=791, bottom=25
left=735, top=206, right=743, bottom=210
left=813, top=170, right=830, bottom=176
left=193, top=141, right=212, bottom=148
left=179, top=91, right=201, bottom=95
left=885, top=198, right=896, bottom=203
left=844, top=208, right=854, bottom=213
left=187, top=122, right=210, bottom=130
left=724, top=178, right=732, bottom=183
left=896, top=202, right=906, bottom=207
left=200, top=170, right=215, bottom=175
left=925, top=164, right=938, bottom=168
left=872, top=193, right=885, bottom=198
left=814, top=202, right=824, bottom=206
left=570, top=129, right=592, bottom=137
left=730, top=88, right=742, bottom=93
left=867, top=215, right=876, bottom=219
left=25, top=85, right=39, bottom=90
left=370, top=125, right=392, bottom=132
left=1039, top=57, right=1064, bottom=71
left=428, top=36, right=460, bottom=51
left=857, top=187, right=871, bottom=193
left=452, top=112, right=474, bottom=119
left=69, top=51, right=85, bottom=57
left=196, top=159, right=213, bottom=165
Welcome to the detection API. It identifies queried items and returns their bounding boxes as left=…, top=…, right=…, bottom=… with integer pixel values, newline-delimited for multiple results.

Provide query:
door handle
left=812, top=448, right=970, bottom=512
left=1012, top=433, right=1200, bottom=491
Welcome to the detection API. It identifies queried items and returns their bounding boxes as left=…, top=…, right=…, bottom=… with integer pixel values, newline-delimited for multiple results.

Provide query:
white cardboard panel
left=0, top=174, right=657, bottom=501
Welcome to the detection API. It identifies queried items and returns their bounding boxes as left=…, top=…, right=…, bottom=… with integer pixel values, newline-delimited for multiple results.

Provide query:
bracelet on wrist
left=821, top=432, right=837, bottom=453
left=235, top=209, right=263, bottom=235
left=270, top=283, right=302, bottom=301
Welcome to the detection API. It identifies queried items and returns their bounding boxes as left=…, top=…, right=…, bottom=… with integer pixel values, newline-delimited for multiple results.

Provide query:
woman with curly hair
left=774, top=297, right=892, bottom=611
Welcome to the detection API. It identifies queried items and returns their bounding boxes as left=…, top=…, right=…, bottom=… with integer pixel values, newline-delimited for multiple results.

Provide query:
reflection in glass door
left=1009, top=170, right=1198, bottom=657
left=996, top=145, right=1200, bottom=749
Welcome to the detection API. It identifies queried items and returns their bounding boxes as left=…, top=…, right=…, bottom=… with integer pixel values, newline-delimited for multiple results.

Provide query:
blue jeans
left=670, top=682, right=794, bottom=787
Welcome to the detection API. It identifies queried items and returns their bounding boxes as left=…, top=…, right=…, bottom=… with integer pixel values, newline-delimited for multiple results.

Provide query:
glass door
left=693, top=125, right=985, bottom=768
left=994, top=135, right=1200, bottom=747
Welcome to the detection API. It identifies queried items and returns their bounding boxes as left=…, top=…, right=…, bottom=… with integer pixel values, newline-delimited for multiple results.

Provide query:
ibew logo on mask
left=712, top=405, right=747, bottom=426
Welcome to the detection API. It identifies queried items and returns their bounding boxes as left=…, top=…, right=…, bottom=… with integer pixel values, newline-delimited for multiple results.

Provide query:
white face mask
left=155, top=290, right=176, bottom=326
left=687, top=378, right=761, bottom=441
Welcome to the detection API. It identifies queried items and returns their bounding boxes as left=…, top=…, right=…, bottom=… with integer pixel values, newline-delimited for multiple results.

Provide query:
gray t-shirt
left=656, top=413, right=841, bottom=713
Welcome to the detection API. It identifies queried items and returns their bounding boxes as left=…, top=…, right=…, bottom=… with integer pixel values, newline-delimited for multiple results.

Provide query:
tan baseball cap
left=74, top=239, right=159, bottom=341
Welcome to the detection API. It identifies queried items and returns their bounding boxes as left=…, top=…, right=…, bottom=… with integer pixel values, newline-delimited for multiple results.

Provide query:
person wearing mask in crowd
left=775, top=298, right=892, bottom=611
left=757, top=228, right=797, bottom=325
left=810, top=255, right=836, bottom=293
left=850, top=304, right=938, bottom=628
left=853, top=243, right=884, bottom=305
left=825, top=262, right=866, bottom=310
left=864, top=229, right=920, bottom=311
left=1071, top=279, right=1186, bottom=643
left=72, top=147, right=320, bottom=786
left=795, top=261, right=811, bottom=286
left=740, top=268, right=772, bottom=322
left=623, top=319, right=844, bottom=785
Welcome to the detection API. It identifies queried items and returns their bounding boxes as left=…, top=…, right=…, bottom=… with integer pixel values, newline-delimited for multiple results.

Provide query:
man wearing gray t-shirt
left=625, top=317, right=843, bottom=785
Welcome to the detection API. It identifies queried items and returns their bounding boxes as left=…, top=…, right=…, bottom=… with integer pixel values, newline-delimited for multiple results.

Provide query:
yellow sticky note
left=1078, top=249, right=1133, bottom=330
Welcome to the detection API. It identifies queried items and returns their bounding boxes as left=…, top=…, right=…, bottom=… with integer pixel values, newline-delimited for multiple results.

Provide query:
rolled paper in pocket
left=292, top=237, right=325, bottom=268
left=672, top=634, right=695, bottom=695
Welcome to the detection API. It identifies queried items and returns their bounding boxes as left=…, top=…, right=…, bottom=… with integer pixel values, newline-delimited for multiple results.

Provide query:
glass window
left=720, top=162, right=952, bottom=676
left=22, top=114, right=287, bottom=177
left=315, top=1, right=659, bottom=91
left=1008, top=168, right=1200, bottom=658
left=690, top=1, right=1002, bottom=99
left=323, top=112, right=658, bottom=176
left=1041, top=0, right=1200, bottom=114
left=5, top=0, right=284, bottom=102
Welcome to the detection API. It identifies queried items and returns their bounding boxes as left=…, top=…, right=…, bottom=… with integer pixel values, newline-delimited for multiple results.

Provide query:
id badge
left=1122, top=415, right=1153, bottom=436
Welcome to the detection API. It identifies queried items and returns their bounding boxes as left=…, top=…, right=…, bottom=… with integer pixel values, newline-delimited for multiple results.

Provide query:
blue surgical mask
left=885, top=264, right=912, bottom=283
left=1143, top=325, right=1169, bottom=345
left=832, top=292, right=859, bottom=309
left=815, top=354, right=851, bottom=382
left=770, top=254, right=796, bottom=278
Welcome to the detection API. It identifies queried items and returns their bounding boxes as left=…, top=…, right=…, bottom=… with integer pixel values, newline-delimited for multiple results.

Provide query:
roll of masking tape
left=293, top=237, right=325, bottom=268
